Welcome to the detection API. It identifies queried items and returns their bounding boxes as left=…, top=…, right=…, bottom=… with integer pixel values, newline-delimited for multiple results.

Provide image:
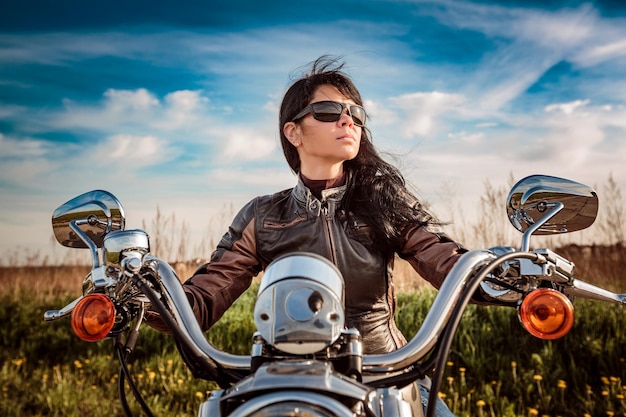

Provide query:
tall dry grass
left=1, top=174, right=623, bottom=296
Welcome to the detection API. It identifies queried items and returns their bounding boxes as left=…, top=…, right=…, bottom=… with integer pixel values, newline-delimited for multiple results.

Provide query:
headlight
left=254, top=253, right=345, bottom=355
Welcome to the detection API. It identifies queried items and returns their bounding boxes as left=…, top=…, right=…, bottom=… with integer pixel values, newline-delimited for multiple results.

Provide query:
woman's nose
left=338, top=109, right=354, bottom=126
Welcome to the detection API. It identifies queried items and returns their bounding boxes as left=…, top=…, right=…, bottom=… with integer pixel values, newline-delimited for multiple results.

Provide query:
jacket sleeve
left=398, top=224, right=467, bottom=290
left=182, top=198, right=263, bottom=331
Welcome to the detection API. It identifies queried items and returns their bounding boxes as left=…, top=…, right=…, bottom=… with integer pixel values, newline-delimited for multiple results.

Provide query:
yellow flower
left=438, top=392, right=447, bottom=399
left=557, top=380, right=567, bottom=389
left=476, top=400, right=486, bottom=407
left=511, top=361, right=517, bottom=368
left=533, top=375, right=543, bottom=381
left=74, top=360, right=83, bottom=369
left=11, top=358, right=25, bottom=367
left=602, top=390, right=609, bottom=397
left=447, top=361, right=454, bottom=367
left=195, top=391, right=205, bottom=399
left=528, top=408, right=539, bottom=416
left=459, top=367, right=466, bottom=373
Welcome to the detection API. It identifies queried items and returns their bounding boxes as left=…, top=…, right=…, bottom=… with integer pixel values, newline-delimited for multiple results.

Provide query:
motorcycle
left=44, top=174, right=625, bottom=417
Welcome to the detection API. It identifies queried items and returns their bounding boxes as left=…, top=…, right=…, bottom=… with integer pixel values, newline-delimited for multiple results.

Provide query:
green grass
left=2, top=286, right=624, bottom=417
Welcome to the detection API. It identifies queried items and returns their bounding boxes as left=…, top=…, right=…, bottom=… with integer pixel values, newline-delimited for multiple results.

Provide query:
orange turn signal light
left=519, top=288, right=574, bottom=340
left=71, top=293, right=116, bottom=342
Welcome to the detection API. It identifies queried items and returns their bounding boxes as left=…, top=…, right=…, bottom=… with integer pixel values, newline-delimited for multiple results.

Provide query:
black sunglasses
left=292, top=100, right=367, bottom=127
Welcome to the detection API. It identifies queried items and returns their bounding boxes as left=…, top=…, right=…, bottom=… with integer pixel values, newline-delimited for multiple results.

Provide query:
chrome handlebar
left=152, top=249, right=496, bottom=376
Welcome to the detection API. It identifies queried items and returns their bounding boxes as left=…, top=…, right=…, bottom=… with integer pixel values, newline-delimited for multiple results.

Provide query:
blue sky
left=1, top=0, right=626, bottom=264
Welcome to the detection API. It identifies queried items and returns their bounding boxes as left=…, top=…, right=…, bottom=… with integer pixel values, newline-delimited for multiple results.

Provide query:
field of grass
left=1, top=245, right=625, bottom=417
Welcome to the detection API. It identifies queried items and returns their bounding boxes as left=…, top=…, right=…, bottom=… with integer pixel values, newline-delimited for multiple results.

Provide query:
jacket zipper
left=321, top=202, right=338, bottom=265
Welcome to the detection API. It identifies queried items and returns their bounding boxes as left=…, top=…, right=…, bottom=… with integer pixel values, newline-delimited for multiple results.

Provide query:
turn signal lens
left=519, top=288, right=574, bottom=340
left=71, top=294, right=116, bottom=342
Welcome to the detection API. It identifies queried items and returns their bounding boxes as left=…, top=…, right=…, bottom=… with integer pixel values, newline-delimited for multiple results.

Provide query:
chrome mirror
left=52, top=190, right=125, bottom=249
left=506, top=175, right=598, bottom=237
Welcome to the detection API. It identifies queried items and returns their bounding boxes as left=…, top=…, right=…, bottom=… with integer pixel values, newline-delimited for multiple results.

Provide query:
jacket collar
left=292, top=172, right=349, bottom=217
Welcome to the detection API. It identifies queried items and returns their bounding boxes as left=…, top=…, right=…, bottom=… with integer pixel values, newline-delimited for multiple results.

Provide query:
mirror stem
left=70, top=219, right=102, bottom=268
left=521, top=202, right=564, bottom=251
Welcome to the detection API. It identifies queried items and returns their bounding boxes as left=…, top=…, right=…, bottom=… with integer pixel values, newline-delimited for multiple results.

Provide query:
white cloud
left=447, top=130, right=484, bottom=144
left=386, top=91, right=466, bottom=138
left=221, top=129, right=277, bottom=160
left=97, top=134, right=175, bottom=167
left=545, top=99, right=590, bottom=115
left=160, top=90, right=210, bottom=129
left=103, top=88, right=159, bottom=113
left=0, top=133, right=51, bottom=159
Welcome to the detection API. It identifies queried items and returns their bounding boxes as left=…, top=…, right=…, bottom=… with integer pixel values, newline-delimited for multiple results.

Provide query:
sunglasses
left=292, top=100, right=367, bottom=127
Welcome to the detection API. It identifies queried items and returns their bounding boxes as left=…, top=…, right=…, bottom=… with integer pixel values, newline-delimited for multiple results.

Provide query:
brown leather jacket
left=181, top=177, right=466, bottom=354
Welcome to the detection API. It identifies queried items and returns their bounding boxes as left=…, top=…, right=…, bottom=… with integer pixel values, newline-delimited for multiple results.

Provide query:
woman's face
left=284, top=84, right=362, bottom=179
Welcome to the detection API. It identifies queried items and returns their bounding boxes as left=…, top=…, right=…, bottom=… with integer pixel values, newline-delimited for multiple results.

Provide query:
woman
left=152, top=56, right=463, bottom=415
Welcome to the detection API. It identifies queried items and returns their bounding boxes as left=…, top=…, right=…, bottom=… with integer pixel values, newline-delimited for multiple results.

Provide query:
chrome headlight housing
left=253, top=253, right=345, bottom=355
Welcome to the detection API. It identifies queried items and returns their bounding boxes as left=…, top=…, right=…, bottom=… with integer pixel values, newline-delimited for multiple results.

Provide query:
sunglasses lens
left=311, top=101, right=344, bottom=122
left=310, top=101, right=366, bottom=126
left=349, top=106, right=366, bottom=126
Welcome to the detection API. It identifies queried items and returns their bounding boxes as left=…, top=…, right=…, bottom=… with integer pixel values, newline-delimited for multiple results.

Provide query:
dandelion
left=528, top=407, right=539, bottom=416
left=558, top=380, right=567, bottom=389
left=459, top=367, right=467, bottom=390
left=606, top=411, right=614, bottom=416
left=11, top=358, right=25, bottom=367
left=74, top=360, right=83, bottom=369
left=195, top=391, right=204, bottom=399
left=533, top=375, right=544, bottom=398
left=511, top=361, right=518, bottom=384
left=476, top=399, right=486, bottom=417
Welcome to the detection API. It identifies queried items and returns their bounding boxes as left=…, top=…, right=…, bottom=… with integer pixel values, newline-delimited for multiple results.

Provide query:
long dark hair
left=279, top=56, right=436, bottom=254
